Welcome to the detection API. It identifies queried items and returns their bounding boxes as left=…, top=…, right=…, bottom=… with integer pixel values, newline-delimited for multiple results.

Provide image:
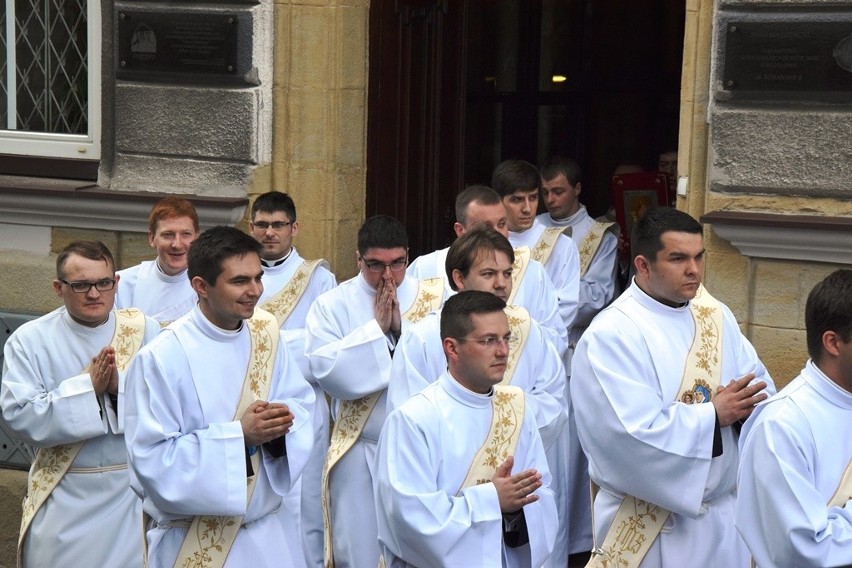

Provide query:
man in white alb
left=249, top=191, right=336, bottom=568
left=572, top=207, right=774, bottom=568
left=305, top=215, right=443, bottom=568
left=407, top=184, right=567, bottom=356
left=125, top=226, right=316, bottom=568
left=537, top=155, right=620, bottom=559
left=376, top=290, right=558, bottom=567
left=736, top=269, right=852, bottom=568
left=116, top=196, right=199, bottom=325
left=491, top=159, right=579, bottom=339
left=1, top=241, right=159, bottom=567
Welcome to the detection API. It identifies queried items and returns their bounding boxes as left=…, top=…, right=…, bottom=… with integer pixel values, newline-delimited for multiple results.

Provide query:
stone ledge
left=0, top=177, right=248, bottom=233
left=701, top=210, right=852, bottom=264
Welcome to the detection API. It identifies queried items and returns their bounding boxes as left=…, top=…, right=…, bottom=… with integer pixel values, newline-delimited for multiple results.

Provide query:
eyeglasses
left=252, top=221, right=291, bottom=231
left=454, top=335, right=518, bottom=349
left=59, top=278, right=117, bottom=294
left=362, top=259, right=407, bottom=273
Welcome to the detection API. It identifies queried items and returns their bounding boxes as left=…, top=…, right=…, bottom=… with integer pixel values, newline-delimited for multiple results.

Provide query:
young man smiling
left=305, top=215, right=443, bottom=568
left=116, top=196, right=200, bottom=325
left=125, top=226, right=315, bottom=568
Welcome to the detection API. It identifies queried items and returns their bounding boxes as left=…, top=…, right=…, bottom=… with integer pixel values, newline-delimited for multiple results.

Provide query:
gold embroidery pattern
left=481, top=390, right=521, bottom=471
left=509, top=247, right=530, bottom=305
left=505, top=315, right=524, bottom=381
left=19, top=443, right=79, bottom=533
left=246, top=316, right=275, bottom=399
left=402, top=278, right=444, bottom=324
left=178, top=516, right=238, bottom=568
left=577, top=222, right=613, bottom=276
left=263, top=271, right=308, bottom=322
left=692, top=304, right=720, bottom=379
left=530, top=227, right=563, bottom=265
left=600, top=499, right=666, bottom=567
left=114, top=308, right=145, bottom=370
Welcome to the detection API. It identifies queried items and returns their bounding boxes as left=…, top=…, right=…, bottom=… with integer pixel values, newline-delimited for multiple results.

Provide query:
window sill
left=0, top=176, right=248, bottom=233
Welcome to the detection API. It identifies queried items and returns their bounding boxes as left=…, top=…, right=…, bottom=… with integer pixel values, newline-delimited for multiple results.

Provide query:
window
left=1, top=0, right=100, bottom=160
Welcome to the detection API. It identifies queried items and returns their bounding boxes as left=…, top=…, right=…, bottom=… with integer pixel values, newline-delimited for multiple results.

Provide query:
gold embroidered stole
left=260, top=259, right=330, bottom=327
left=501, top=305, right=531, bottom=386
left=530, top=226, right=566, bottom=269
left=508, top=247, right=531, bottom=306
left=588, top=285, right=723, bottom=568
left=321, top=277, right=444, bottom=567
left=17, top=308, right=147, bottom=567
left=457, top=386, right=526, bottom=492
left=578, top=222, right=615, bottom=277
left=829, top=460, right=852, bottom=508
left=173, top=308, right=279, bottom=568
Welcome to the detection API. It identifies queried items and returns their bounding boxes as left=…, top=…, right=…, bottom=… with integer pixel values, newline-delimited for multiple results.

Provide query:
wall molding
left=701, top=210, right=852, bottom=265
left=0, top=177, right=248, bottom=233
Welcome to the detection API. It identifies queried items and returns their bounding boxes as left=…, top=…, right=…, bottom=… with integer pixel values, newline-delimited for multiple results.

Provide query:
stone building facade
left=0, top=0, right=849, bottom=422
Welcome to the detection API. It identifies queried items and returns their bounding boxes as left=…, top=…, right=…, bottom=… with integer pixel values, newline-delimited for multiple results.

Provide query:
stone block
left=288, top=89, right=331, bottom=163
left=704, top=250, right=750, bottom=320
left=335, top=168, right=367, bottom=215
left=339, top=5, right=368, bottom=89
left=710, top=108, right=852, bottom=198
left=336, top=90, right=366, bottom=166
left=273, top=4, right=292, bottom=88
left=720, top=0, right=845, bottom=5
left=115, top=84, right=260, bottom=162
left=289, top=167, right=331, bottom=216
left=291, top=6, right=332, bottom=87
left=749, top=258, right=832, bottom=329
left=747, top=324, right=806, bottom=389
left=52, top=228, right=119, bottom=256
left=0, top=469, right=27, bottom=568
left=0, top=250, right=61, bottom=314
left=117, top=232, right=154, bottom=270
left=110, top=154, right=257, bottom=195
left=272, top=87, right=290, bottom=162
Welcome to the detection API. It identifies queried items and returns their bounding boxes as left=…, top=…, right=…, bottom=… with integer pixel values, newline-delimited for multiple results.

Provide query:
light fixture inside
left=552, top=75, right=567, bottom=83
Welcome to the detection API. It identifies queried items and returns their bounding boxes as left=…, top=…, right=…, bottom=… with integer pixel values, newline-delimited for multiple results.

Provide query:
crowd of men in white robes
left=2, top=156, right=851, bottom=568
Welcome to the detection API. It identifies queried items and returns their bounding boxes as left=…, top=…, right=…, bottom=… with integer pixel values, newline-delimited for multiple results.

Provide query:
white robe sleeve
left=550, top=235, right=580, bottom=333
left=736, top=407, right=852, bottom=568
left=1, top=335, right=107, bottom=446
left=570, top=319, right=717, bottom=516
left=575, top=230, right=618, bottom=329
left=521, top=320, right=568, bottom=451
left=305, top=294, right=392, bottom=400
left=517, top=262, right=568, bottom=358
left=387, top=321, right=444, bottom=414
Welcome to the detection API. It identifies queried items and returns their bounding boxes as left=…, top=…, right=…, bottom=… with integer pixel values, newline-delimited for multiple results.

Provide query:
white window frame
left=1, top=0, right=101, bottom=160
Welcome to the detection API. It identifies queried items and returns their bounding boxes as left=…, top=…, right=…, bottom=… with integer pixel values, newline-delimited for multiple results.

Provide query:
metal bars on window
left=1, top=0, right=99, bottom=159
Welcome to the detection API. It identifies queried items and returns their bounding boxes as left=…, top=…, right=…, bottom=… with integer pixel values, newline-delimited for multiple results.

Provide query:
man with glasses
left=249, top=191, right=336, bottom=568
left=116, top=196, right=200, bottom=325
left=305, top=215, right=443, bottom=568
left=1, top=241, right=159, bottom=567
left=388, top=225, right=570, bottom=561
left=375, top=291, right=557, bottom=567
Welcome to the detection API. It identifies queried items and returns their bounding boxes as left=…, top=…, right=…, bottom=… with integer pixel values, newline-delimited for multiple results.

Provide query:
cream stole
left=508, top=247, right=531, bottom=306
left=457, top=385, right=526, bottom=491
left=577, top=222, right=615, bottom=277
left=17, top=308, right=147, bottom=568
left=260, top=259, right=330, bottom=327
left=321, top=277, right=444, bottom=567
left=530, top=226, right=567, bottom=268
left=829, top=460, right=852, bottom=508
left=171, top=308, right=280, bottom=568
left=587, top=285, right=723, bottom=568
left=501, top=305, right=531, bottom=386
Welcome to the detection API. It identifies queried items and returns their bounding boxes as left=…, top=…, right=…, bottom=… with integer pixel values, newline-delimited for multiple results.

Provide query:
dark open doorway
left=367, top=0, right=685, bottom=259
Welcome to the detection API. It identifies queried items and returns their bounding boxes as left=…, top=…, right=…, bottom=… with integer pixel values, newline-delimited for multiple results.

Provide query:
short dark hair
left=440, top=290, right=507, bottom=341
left=445, top=226, right=514, bottom=290
left=56, top=241, right=115, bottom=279
left=149, top=196, right=199, bottom=234
left=631, top=207, right=703, bottom=263
left=188, top=226, right=262, bottom=285
left=251, top=191, right=297, bottom=222
left=455, top=185, right=501, bottom=225
left=805, top=269, right=852, bottom=363
left=491, top=160, right=542, bottom=197
left=357, top=215, right=408, bottom=256
left=540, top=156, right=582, bottom=186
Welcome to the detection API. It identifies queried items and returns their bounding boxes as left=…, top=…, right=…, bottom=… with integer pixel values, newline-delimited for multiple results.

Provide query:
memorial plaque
left=117, top=11, right=241, bottom=83
left=724, top=22, right=852, bottom=98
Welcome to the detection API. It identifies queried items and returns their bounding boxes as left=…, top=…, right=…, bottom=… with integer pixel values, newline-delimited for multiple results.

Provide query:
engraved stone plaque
left=723, top=22, right=852, bottom=98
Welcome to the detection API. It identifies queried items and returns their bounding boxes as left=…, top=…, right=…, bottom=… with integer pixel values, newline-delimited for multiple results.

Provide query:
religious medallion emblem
left=680, top=379, right=712, bottom=404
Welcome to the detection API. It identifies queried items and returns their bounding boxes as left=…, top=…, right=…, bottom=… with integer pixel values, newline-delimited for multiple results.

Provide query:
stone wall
left=696, top=0, right=852, bottom=387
